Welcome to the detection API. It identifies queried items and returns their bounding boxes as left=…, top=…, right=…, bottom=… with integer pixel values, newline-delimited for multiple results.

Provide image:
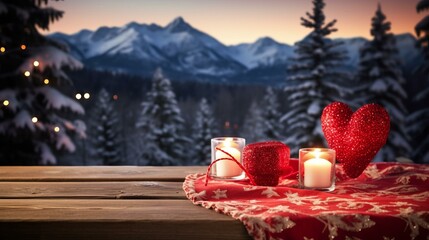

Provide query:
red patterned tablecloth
left=183, top=160, right=429, bottom=240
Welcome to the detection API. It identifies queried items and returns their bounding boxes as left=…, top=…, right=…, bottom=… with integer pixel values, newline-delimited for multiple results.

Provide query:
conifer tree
left=0, top=0, right=85, bottom=165
left=282, top=0, right=349, bottom=154
left=192, top=98, right=217, bottom=165
left=409, top=0, right=429, bottom=163
left=416, top=0, right=429, bottom=76
left=241, top=101, right=265, bottom=143
left=356, top=4, right=411, bottom=161
left=261, top=87, right=283, bottom=140
left=136, top=68, right=187, bottom=165
left=90, top=88, right=121, bottom=165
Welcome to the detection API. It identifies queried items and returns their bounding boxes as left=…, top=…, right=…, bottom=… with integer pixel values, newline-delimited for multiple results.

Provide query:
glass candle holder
left=210, top=137, right=246, bottom=180
left=299, top=148, right=335, bottom=192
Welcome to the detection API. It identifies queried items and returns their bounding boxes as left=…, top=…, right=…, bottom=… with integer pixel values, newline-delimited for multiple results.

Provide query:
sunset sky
left=45, top=0, right=421, bottom=45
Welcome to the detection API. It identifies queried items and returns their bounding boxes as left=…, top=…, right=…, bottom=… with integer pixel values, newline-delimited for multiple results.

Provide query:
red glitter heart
left=243, top=141, right=290, bottom=186
left=321, top=102, right=390, bottom=178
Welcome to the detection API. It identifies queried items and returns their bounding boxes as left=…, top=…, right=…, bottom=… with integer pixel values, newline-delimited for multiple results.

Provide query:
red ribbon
left=205, top=147, right=256, bottom=186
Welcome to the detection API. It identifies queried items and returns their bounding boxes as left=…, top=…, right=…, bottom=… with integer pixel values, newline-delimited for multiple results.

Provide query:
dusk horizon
left=48, top=15, right=417, bottom=46
left=45, top=0, right=421, bottom=45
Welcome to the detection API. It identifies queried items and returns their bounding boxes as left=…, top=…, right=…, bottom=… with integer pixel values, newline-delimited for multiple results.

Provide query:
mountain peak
left=125, top=21, right=142, bottom=29
left=125, top=21, right=162, bottom=32
left=165, top=17, right=193, bottom=33
left=253, top=37, right=281, bottom=48
left=172, top=16, right=185, bottom=24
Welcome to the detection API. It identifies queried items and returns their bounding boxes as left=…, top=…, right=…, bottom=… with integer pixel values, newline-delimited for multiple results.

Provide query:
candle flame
left=224, top=137, right=233, bottom=147
left=314, top=148, right=321, bottom=159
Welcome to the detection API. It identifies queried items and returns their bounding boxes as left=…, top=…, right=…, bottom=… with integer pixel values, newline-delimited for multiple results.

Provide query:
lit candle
left=215, top=138, right=243, bottom=177
left=303, top=149, right=332, bottom=188
left=299, top=148, right=335, bottom=191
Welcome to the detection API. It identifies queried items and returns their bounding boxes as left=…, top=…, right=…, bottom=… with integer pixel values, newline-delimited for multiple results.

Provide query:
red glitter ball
left=321, top=102, right=390, bottom=178
left=243, top=141, right=290, bottom=186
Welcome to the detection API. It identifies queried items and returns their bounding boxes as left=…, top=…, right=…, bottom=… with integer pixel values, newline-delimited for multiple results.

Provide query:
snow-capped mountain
left=51, top=17, right=246, bottom=78
left=51, top=17, right=422, bottom=84
left=229, top=37, right=294, bottom=69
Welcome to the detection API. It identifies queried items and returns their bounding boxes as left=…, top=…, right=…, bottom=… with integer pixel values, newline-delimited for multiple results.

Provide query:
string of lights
left=0, top=44, right=48, bottom=82
left=1, top=44, right=62, bottom=133
left=1, top=44, right=119, bottom=137
left=1, top=44, right=120, bottom=102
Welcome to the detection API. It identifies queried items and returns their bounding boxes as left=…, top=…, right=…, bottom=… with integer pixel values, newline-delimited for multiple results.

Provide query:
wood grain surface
left=0, top=166, right=250, bottom=240
left=0, top=166, right=206, bottom=182
left=0, top=181, right=185, bottom=199
left=0, top=199, right=231, bottom=221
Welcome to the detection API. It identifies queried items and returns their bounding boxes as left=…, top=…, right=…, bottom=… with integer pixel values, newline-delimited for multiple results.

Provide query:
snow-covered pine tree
left=261, top=87, right=283, bottom=140
left=409, top=0, right=429, bottom=163
left=192, top=98, right=217, bottom=165
left=355, top=4, right=411, bottom=162
left=241, top=101, right=265, bottom=143
left=282, top=0, right=349, bottom=154
left=0, top=0, right=85, bottom=165
left=136, top=68, right=187, bottom=166
left=416, top=0, right=429, bottom=76
left=89, top=89, right=121, bottom=165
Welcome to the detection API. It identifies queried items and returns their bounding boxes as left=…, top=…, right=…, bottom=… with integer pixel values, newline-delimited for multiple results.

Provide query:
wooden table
left=0, top=166, right=250, bottom=240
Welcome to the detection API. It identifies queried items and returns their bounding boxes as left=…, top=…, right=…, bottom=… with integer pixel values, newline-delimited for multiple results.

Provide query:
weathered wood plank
left=0, top=182, right=185, bottom=199
left=0, top=199, right=250, bottom=240
left=0, top=166, right=206, bottom=182
left=0, top=199, right=229, bottom=221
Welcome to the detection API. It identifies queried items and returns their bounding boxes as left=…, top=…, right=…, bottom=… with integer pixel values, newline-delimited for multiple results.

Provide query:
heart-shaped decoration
left=321, top=102, right=390, bottom=178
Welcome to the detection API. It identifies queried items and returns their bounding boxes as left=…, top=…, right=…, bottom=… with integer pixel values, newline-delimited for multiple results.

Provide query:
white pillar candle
left=215, top=146, right=242, bottom=177
left=304, top=157, right=332, bottom=188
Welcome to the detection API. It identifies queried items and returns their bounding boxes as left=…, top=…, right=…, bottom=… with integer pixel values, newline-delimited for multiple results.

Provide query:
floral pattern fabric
left=183, top=161, right=429, bottom=240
